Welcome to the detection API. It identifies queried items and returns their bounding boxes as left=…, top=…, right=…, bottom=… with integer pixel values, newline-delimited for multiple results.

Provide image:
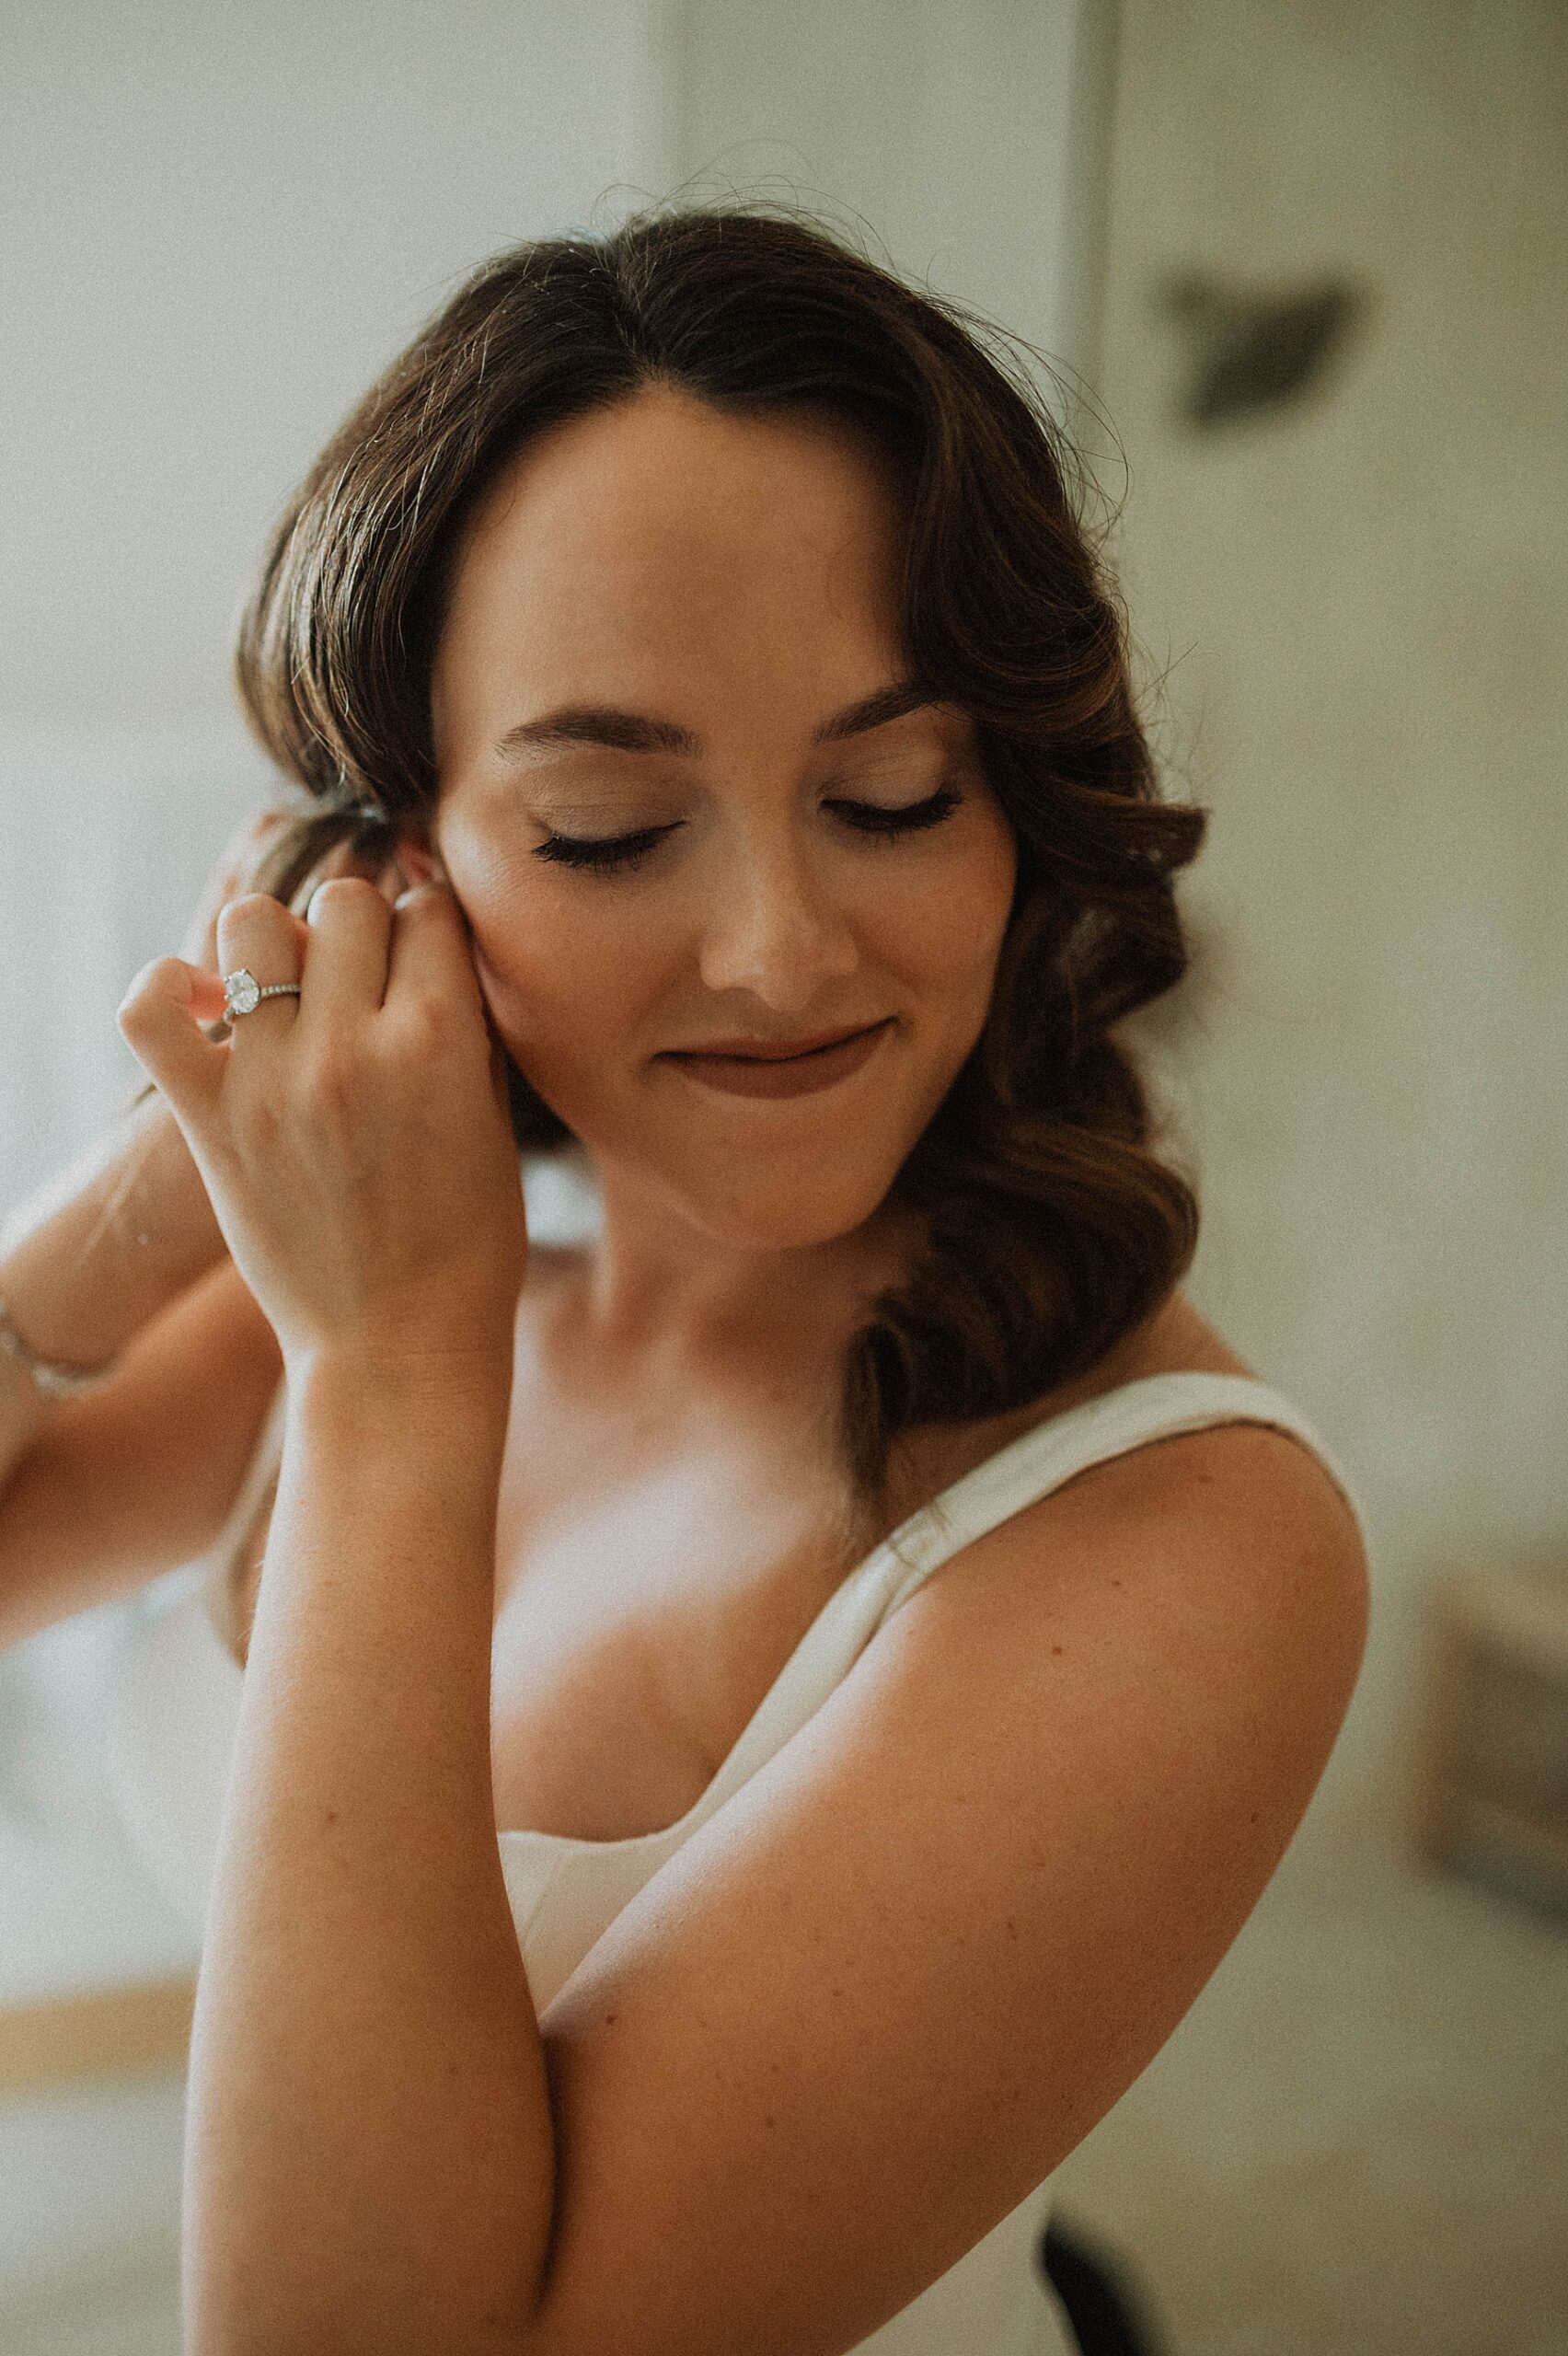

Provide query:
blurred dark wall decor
left=1155, top=268, right=1372, bottom=428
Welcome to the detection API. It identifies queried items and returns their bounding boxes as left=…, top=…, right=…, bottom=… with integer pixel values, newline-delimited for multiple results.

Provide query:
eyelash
left=531, top=781, right=966, bottom=877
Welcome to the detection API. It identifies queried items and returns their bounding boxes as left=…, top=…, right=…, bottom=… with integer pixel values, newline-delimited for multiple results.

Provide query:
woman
left=0, top=206, right=1368, bottom=2354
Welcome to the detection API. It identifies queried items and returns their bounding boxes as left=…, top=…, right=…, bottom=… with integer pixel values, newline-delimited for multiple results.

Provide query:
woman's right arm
left=0, top=1087, right=282, bottom=1653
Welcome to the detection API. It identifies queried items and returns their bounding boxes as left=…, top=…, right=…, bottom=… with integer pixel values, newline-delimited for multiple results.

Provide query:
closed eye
left=531, top=781, right=966, bottom=877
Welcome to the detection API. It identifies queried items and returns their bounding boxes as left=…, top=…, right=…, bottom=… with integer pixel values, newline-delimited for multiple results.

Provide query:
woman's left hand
left=116, top=876, right=528, bottom=1375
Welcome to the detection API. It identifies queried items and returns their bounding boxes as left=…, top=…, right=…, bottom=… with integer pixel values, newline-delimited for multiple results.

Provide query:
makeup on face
left=424, top=388, right=1020, bottom=1196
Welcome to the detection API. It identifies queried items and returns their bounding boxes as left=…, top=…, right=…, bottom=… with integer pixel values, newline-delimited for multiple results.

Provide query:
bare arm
left=182, top=1344, right=555, bottom=2355
left=0, top=1087, right=228, bottom=1479
left=0, top=1088, right=281, bottom=1658
left=0, top=1253, right=284, bottom=1654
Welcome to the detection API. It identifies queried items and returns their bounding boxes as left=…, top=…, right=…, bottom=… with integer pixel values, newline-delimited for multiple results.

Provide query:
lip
left=667, top=1021, right=886, bottom=1059
left=658, top=1018, right=894, bottom=1100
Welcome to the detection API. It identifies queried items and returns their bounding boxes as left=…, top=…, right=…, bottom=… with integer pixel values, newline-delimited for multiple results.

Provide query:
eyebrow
left=492, top=678, right=944, bottom=766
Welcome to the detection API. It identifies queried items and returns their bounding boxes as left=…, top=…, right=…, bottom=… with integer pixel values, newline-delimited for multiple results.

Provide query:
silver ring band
left=223, top=968, right=303, bottom=1020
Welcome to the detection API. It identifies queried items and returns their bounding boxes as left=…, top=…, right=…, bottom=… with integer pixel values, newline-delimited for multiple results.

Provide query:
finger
left=116, top=955, right=230, bottom=1113
left=296, top=873, right=394, bottom=1025
left=385, top=880, right=488, bottom=1015
left=214, top=894, right=306, bottom=1034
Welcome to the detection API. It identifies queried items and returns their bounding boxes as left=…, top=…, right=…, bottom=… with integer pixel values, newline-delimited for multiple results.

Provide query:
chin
left=656, top=1155, right=904, bottom=1255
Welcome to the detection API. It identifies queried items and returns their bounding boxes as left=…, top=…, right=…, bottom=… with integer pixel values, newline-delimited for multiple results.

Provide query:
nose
left=694, top=828, right=861, bottom=1012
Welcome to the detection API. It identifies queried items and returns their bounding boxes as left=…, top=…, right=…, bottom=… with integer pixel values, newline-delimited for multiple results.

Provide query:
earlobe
left=394, top=837, right=444, bottom=889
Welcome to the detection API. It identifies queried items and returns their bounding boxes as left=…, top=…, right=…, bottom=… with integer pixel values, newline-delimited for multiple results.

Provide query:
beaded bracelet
left=0, top=1293, right=121, bottom=1401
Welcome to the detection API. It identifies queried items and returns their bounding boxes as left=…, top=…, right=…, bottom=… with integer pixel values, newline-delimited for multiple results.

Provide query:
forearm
left=185, top=1347, right=555, bottom=2356
left=0, top=1089, right=228, bottom=1477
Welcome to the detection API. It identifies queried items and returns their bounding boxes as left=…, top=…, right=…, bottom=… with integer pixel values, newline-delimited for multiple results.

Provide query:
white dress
left=107, top=1367, right=1366, bottom=2356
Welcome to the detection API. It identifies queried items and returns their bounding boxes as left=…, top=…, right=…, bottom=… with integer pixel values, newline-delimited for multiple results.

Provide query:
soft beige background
left=1045, top=5, right=1568, bottom=2351
left=1094, top=0, right=1568, bottom=1808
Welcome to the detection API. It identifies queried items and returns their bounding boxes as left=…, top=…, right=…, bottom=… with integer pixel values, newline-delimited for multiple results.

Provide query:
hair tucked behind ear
left=143, top=199, right=1208, bottom=1551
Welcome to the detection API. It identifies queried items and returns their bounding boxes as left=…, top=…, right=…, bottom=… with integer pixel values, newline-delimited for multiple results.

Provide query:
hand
left=131, top=812, right=414, bottom=1266
left=115, top=873, right=528, bottom=1378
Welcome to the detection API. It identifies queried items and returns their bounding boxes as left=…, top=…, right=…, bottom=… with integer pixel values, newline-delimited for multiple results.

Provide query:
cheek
left=451, top=841, right=645, bottom=1054
left=439, top=832, right=574, bottom=1030
left=891, top=824, right=1016, bottom=1002
left=468, top=904, right=591, bottom=1041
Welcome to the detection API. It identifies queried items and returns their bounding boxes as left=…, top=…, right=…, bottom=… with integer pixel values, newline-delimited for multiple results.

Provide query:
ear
left=394, top=835, right=447, bottom=890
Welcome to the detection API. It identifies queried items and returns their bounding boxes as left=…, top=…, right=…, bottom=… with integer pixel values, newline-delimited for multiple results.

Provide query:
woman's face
left=412, top=383, right=1018, bottom=1252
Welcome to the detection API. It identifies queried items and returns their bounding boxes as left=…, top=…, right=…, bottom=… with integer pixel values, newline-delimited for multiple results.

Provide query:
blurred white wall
left=669, top=0, right=1104, bottom=406
left=0, top=0, right=674, bottom=723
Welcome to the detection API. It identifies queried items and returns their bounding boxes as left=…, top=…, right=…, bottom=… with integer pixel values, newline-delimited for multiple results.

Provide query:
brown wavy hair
left=131, top=200, right=1208, bottom=1552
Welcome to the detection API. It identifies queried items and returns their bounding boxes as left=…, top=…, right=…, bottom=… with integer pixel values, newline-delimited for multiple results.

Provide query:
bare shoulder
left=1073, top=1286, right=1371, bottom=1628
left=902, top=1358, right=1373, bottom=1793
left=879, top=1282, right=1372, bottom=1825
left=917, top=1283, right=1367, bottom=1639
left=1036, top=1410, right=1369, bottom=1667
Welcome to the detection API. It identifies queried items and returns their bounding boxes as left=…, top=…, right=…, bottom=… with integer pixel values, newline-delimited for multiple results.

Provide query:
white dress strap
left=702, top=1371, right=1366, bottom=1813
left=874, top=1370, right=1365, bottom=1625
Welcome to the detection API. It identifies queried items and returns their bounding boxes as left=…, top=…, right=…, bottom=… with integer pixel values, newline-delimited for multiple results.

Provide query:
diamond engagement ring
left=222, top=968, right=303, bottom=1019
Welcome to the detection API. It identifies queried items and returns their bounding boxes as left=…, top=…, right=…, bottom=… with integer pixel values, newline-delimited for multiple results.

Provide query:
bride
left=0, top=203, right=1367, bottom=2355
